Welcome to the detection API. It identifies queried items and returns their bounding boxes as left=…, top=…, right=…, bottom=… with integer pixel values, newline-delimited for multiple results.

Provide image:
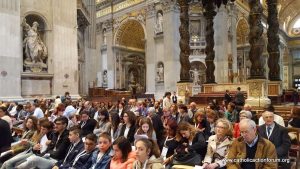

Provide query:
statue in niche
left=103, top=29, right=107, bottom=45
left=102, top=70, right=108, bottom=87
left=154, top=12, right=163, bottom=34
left=190, top=68, right=201, bottom=86
left=129, top=71, right=136, bottom=84
left=22, top=18, right=48, bottom=72
left=156, top=63, right=164, bottom=82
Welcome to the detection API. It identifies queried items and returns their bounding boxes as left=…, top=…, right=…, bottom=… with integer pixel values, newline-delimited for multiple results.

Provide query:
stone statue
left=156, top=64, right=164, bottom=82
left=102, top=70, right=108, bottom=86
left=129, top=71, right=136, bottom=84
left=190, top=68, right=201, bottom=85
left=22, top=19, right=48, bottom=72
left=103, top=29, right=107, bottom=45
left=154, top=12, right=163, bottom=34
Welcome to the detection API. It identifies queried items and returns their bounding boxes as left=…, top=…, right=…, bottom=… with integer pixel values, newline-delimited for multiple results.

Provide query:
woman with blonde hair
left=202, top=118, right=233, bottom=169
left=194, top=110, right=207, bottom=131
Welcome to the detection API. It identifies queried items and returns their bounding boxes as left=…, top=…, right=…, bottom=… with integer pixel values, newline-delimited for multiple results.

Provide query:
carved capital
left=162, top=0, right=180, bottom=13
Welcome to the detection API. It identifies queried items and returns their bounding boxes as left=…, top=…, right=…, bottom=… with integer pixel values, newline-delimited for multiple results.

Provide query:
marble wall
left=0, top=0, right=22, bottom=100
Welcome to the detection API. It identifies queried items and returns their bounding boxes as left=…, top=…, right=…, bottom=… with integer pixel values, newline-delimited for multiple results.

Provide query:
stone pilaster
left=0, top=0, right=23, bottom=101
left=162, top=0, right=181, bottom=93
left=214, top=5, right=229, bottom=83
left=145, top=3, right=156, bottom=95
left=51, top=0, right=79, bottom=97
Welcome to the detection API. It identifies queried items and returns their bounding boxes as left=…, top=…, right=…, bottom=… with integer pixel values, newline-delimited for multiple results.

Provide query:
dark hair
left=164, top=92, right=171, bottom=97
left=69, top=126, right=81, bottom=136
left=99, top=132, right=112, bottom=142
left=40, top=120, right=54, bottom=130
left=16, top=104, right=24, bottom=111
left=56, top=103, right=65, bottom=112
left=54, top=116, right=68, bottom=127
left=166, top=119, right=178, bottom=137
left=0, top=106, right=8, bottom=115
left=113, top=136, right=132, bottom=163
left=99, top=109, right=109, bottom=122
left=80, top=110, right=90, bottom=116
left=110, top=112, right=120, bottom=133
left=135, top=138, right=160, bottom=158
left=24, top=116, right=38, bottom=131
left=264, top=104, right=275, bottom=113
left=291, top=106, right=300, bottom=118
left=237, top=87, right=241, bottom=91
left=178, top=104, right=188, bottom=113
left=86, top=133, right=98, bottom=143
left=124, top=111, right=136, bottom=125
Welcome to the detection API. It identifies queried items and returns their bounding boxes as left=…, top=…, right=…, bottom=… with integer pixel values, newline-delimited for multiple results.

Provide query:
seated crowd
left=0, top=91, right=299, bottom=169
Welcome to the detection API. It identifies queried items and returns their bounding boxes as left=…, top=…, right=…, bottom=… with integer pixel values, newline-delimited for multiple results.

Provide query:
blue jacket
left=55, top=140, right=84, bottom=168
left=82, top=148, right=112, bottom=169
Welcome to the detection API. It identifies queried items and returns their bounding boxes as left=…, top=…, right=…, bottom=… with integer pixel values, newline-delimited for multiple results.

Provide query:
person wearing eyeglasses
left=227, top=119, right=277, bottom=169
left=202, top=118, right=233, bottom=169
left=16, top=116, right=70, bottom=169
left=82, top=132, right=112, bottom=169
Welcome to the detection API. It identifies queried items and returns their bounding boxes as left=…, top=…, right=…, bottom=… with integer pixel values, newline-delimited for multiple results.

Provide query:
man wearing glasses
left=227, top=119, right=277, bottom=169
left=16, top=116, right=70, bottom=168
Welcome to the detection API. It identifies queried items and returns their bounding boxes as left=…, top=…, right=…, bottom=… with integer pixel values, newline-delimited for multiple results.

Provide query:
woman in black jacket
left=118, top=111, right=136, bottom=144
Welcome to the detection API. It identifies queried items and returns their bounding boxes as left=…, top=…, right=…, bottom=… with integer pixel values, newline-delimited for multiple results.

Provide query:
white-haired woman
left=233, top=110, right=252, bottom=138
left=202, top=118, right=233, bottom=169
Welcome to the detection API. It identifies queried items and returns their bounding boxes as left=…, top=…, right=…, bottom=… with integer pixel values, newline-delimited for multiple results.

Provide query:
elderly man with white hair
left=258, top=111, right=291, bottom=169
left=227, top=119, right=277, bottom=169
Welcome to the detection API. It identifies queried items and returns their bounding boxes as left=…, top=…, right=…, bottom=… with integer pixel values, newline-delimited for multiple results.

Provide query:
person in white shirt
left=163, top=92, right=172, bottom=110
left=258, top=105, right=285, bottom=127
left=31, top=103, right=44, bottom=119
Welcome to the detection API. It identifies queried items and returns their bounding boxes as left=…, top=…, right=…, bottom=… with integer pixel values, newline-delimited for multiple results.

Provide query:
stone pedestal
left=21, top=73, right=53, bottom=98
left=245, top=79, right=270, bottom=107
left=192, top=85, right=202, bottom=96
left=176, top=82, right=193, bottom=104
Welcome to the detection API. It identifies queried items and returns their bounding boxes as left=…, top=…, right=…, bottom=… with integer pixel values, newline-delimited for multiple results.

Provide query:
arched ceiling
left=278, top=0, right=300, bottom=37
left=115, top=20, right=145, bottom=50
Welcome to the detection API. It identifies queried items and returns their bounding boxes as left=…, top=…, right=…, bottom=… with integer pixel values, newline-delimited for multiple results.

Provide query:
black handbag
left=172, top=151, right=202, bottom=166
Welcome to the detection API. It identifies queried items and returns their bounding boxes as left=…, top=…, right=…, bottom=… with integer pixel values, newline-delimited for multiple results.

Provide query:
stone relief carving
left=22, top=19, right=48, bottom=73
left=102, top=70, right=108, bottom=87
left=154, top=11, right=163, bottom=34
left=249, top=82, right=262, bottom=97
left=156, top=62, right=164, bottom=82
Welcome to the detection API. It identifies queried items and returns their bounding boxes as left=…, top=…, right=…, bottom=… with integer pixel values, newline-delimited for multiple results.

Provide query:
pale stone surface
left=21, top=79, right=51, bottom=96
left=246, top=79, right=270, bottom=107
left=0, top=0, right=22, bottom=100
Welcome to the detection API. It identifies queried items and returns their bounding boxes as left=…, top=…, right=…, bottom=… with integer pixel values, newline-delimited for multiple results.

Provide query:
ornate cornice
left=162, top=0, right=179, bottom=13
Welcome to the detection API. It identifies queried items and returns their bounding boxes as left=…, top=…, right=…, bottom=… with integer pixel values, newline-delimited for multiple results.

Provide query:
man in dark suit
left=224, top=89, right=232, bottom=105
left=79, top=110, right=97, bottom=137
left=258, top=111, right=291, bottom=169
left=234, top=87, right=245, bottom=106
left=0, top=117, right=12, bottom=155
left=172, top=91, right=177, bottom=104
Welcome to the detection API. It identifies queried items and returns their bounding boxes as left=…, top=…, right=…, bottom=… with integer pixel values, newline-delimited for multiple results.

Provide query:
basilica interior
left=1, top=0, right=300, bottom=168
left=1, top=0, right=300, bottom=105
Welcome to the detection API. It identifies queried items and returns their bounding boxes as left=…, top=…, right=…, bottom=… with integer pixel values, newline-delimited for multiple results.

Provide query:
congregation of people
left=0, top=89, right=299, bottom=169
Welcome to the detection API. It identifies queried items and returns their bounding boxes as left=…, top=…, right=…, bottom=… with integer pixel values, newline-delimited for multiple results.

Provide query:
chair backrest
left=287, top=127, right=300, bottom=145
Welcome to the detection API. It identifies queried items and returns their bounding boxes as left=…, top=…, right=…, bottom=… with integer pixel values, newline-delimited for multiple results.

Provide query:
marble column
left=162, top=1, right=181, bottom=92
left=246, top=0, right=270, bottom=107
left=248, top=0, right=265, bottom=79
left=229, top=3, right=238, bottom=82
left=267, top=0, right=281, bottom=81
left=51, top=0, right=79, bottom=97
left=145, top=3, right=156, bottom=95
left=0, top=0, right=23, bottom=101
left=214, top=5, right=228, bottom=83
left=105, top=20, right=115, bottom=89
left=203, top=0, right=217, bottom=84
